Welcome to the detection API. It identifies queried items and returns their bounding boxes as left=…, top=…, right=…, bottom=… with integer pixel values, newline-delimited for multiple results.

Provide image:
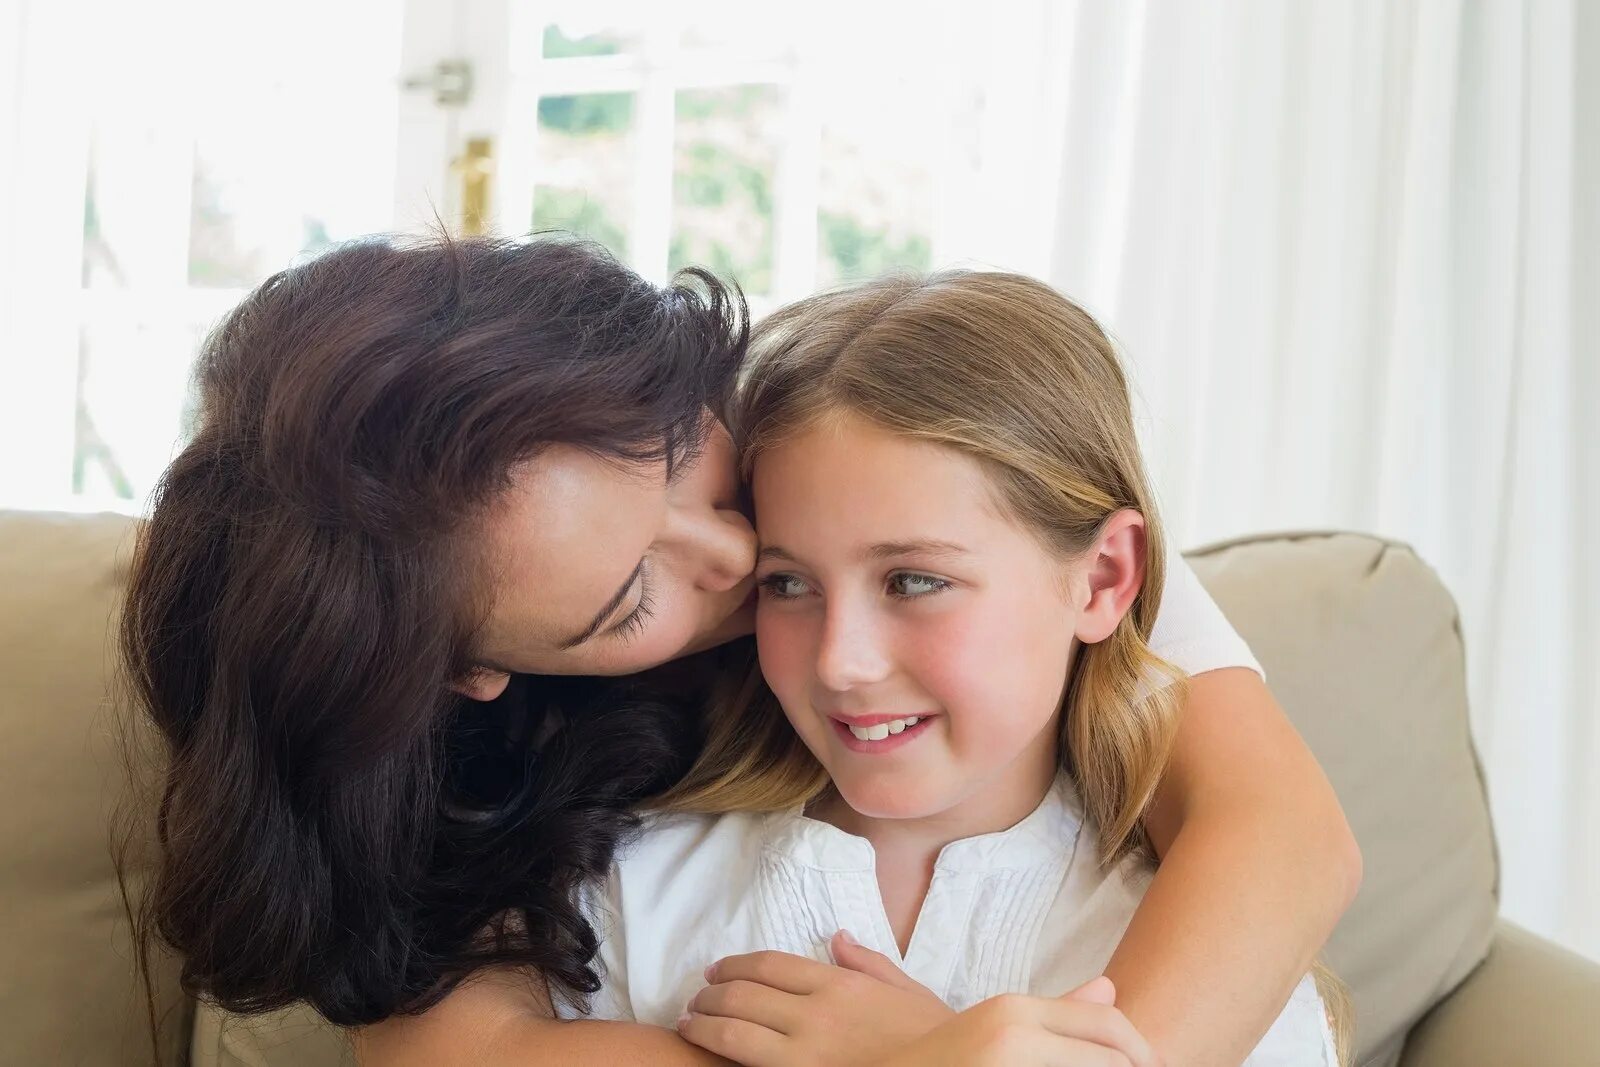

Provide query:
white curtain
left=967, top=0, right=1598, bottom=960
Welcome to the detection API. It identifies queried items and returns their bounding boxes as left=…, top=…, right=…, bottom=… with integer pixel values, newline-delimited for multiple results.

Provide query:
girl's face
left=463, top=416, right=758, bottom=689
left=753, top=413, right=1120, bottom=826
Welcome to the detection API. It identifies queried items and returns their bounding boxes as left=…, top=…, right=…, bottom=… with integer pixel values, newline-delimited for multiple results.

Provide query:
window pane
left=74, top=309, right=214, bottom=500
left=670, top=85, right=781, bottom=295
left=680, top=11, right=790, bottom=56
left=540, top=19, right=649, bottom=59
left=532, top=92, right=635, bottom=258
left=182, top=7, right=400, bottom=288
left=68, top=0, right=402, bottom=504
left=814, top=69, right=938, bottom=288
left=187, top=145, right=343, bottom=289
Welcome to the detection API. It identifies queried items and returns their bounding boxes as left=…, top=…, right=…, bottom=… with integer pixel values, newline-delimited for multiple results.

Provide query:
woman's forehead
left=482, top=448, right=664, bottom=635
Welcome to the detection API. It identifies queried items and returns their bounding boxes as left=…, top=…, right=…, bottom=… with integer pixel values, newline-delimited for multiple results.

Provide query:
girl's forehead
left=748, top=418, right=1025, bottom=554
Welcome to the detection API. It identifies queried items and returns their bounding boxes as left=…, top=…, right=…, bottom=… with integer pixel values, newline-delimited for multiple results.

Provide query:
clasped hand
left=676, top=931, right=1161, bottom=1067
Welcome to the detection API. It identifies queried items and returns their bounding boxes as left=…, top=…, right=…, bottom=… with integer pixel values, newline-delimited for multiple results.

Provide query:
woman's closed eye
left=607, top=569, right=657, bottom=642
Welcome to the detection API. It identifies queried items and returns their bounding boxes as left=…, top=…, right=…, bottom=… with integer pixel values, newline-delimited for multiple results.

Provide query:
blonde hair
left=653, top=269, right=1351, bottom=1062
left=657, top=269, right=1183, bottom=865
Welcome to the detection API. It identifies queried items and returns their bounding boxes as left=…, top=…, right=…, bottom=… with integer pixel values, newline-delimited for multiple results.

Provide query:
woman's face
left=461, top=417, right=757, bottom=693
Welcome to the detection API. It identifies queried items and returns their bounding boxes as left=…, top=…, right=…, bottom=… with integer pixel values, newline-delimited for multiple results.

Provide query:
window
left=2, top=0, right=1009, bottom=509
left=506, top=1, right=964, bottom=313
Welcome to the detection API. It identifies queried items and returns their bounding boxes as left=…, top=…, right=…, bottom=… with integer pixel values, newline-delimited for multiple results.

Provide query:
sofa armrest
left=1398, top=920, right=1600, bottom=1067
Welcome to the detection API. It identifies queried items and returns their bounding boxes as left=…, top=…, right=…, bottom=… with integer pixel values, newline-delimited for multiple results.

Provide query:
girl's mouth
left=830, top=714, right=936, bottom=754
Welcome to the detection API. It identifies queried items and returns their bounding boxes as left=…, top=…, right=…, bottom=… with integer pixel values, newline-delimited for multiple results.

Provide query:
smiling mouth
left=830, top=714, right=936, bottom=752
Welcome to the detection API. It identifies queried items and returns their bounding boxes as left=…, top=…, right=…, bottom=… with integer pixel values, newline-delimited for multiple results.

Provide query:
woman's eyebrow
left=557, top=558, right=644, bottom=649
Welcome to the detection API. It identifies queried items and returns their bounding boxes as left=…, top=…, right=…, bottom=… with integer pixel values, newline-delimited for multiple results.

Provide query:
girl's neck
left=809, top=774, right=1056, bottom=860
left=806, top=744, right=1060, bottom=954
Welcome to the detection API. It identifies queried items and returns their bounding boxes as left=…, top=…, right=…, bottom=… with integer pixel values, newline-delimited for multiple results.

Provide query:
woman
left=124, top=232, right=1359, bottom=1065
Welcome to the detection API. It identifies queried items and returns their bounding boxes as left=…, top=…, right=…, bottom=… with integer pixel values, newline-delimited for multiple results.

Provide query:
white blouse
left=563, top=775, right=1336, bottom=1065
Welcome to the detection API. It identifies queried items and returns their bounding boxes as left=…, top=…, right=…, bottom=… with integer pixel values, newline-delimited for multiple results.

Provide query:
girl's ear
left=1073, top=510, right=1146, bottom=644
left=450, top=666, right=513, bottom=701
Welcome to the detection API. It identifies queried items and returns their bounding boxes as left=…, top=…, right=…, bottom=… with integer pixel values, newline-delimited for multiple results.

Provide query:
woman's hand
left=675, top=931, right=954, bottom=1066
left=677, top=931, right=1160, bottom=1067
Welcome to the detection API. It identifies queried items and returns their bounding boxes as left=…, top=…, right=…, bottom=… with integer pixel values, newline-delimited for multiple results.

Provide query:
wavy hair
left=118, top=232, right=744, bottom=1043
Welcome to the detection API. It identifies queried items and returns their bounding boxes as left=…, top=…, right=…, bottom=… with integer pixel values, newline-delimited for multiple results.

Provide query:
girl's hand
left=678, top=931, right=1159, bottom=1067
left=675, top=931, right=954, bottom=1066
left=879, top=978, right=1164, bottom=1067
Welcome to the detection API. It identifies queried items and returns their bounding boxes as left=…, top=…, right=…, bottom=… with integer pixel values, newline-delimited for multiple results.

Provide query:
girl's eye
left=889, top=572, right=950, bottom=598
left=758, top=573, right=812, bottom=599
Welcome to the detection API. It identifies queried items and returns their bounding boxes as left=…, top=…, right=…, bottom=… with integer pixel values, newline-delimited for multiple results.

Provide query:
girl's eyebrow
left=865, top=539, right=972, bottom=560
left=757, top=539, right=972, bottom=565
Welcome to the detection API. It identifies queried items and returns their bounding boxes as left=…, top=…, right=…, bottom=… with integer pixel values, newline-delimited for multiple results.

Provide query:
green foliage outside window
left=819, top=211, right=932, bottom=282
left=532, top=187, right=629, bottom=259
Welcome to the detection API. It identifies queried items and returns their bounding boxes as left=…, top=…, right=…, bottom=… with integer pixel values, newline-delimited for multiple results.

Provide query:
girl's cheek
left=894, top=622, right=985, bottom=718
left=756, top=609, right=812, bottom=695
left=908, top=600, right=1055, bottom=725
left=905, top=607, right=999, bottom=678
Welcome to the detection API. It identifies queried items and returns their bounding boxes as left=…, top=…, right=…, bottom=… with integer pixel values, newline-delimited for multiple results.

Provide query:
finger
left=676, top=1011, right=789, bottom=1067
left=1030, top=999, right=1156, bottom=1067
left=829, top=930, right=921, bottom=992
left=706, top=950, right=836, bottom=994
left=688, top=979, right=805, bottom=1036
left=1062, top=975, right=1116, bottom=1005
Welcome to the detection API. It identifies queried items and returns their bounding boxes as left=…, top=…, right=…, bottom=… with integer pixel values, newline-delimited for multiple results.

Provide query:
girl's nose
left=813, top=603, right=891, bottom=692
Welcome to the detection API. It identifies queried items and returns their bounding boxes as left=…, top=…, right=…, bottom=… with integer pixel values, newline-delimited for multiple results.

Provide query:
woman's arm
left=1104, top=667, right=1362, bottom=1067
left=354, top=967, right=732, bottom=1067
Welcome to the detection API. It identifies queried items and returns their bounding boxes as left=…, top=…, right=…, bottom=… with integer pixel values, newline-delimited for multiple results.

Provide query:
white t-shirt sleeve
left=1146, top=541, right=1264, bottom=680
left=1240, top=973, right=1341, bottom=1066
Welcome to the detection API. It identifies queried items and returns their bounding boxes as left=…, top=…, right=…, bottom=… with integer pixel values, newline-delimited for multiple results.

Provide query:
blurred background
left=0, top=0, right=1594, bottom=963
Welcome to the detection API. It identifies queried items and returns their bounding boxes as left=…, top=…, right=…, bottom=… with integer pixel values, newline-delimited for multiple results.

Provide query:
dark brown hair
left=119, top=232, right=744, bottom=1035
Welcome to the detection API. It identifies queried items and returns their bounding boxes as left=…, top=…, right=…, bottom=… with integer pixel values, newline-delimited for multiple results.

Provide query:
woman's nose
left=688, top=507, right=757, bottom=592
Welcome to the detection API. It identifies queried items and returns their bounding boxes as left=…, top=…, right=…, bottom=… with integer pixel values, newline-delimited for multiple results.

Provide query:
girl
left=550, top=270, right=1346, bottom=1064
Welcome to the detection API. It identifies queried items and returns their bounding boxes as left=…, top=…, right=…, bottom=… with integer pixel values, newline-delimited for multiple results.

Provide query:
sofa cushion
left=0, top=509, right=189, bottom=1066
left=1188, top=532, right=1498, bottom=1067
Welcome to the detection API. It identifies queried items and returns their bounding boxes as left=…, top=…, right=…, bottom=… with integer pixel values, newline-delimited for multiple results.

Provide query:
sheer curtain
left=965, top=0, right=1597, bottom=959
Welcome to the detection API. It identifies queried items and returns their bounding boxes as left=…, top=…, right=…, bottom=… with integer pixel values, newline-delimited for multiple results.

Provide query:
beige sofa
left=2, top=509, right=1596, bottom=1066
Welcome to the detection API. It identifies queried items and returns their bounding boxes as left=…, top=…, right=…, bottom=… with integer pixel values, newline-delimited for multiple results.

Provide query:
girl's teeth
left=846, top=716, right=922, bottom=742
